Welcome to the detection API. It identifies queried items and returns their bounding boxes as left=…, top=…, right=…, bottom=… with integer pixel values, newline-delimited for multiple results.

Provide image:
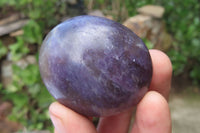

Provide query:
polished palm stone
left=39, top=15, right=152, bottom=117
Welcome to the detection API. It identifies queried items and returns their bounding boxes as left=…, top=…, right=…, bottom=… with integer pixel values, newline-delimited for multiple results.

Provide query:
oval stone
left=39, top=15, right=153, bottom=117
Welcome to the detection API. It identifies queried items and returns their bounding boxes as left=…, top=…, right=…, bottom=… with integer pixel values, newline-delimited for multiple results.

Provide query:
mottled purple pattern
left=39, top=15, right=152, bottom=116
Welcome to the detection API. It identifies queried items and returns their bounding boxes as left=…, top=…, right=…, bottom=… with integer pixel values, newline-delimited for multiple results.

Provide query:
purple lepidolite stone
left=39, top=15, right=152, bottom=116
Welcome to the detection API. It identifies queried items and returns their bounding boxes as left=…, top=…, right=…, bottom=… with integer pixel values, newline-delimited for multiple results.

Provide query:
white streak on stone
left=135, top=43, right=144, bottom=49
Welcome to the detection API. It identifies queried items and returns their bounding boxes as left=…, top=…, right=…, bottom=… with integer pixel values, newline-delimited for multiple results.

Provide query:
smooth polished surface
left=39, top=15, right=152, bottom=116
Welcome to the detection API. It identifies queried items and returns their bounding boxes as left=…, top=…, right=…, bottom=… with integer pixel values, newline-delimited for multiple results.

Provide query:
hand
left=49, top=49, right=172, bottom=133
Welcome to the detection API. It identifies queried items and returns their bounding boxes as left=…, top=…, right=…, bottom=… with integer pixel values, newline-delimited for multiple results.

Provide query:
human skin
left=49, top=49, right=172, bottom=133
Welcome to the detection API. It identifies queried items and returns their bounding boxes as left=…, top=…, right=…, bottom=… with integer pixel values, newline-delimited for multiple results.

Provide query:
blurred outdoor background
left=0, top=0, right=199, bottom=133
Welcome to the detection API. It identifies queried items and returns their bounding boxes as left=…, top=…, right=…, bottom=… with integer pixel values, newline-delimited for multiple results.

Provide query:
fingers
left=149, top=49, right=172, bottom=100
left=49, top=102, right=97, bottom=133
left=97, top=108, right=133, bottom=133
left=131, top=91, right=172, bottom=133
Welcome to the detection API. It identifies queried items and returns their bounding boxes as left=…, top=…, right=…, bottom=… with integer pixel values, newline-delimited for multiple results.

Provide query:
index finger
left=149, top=49, right=172, bottom=100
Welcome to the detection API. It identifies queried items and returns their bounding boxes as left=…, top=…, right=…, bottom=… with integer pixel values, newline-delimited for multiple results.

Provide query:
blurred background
left=0, top=0, right=199, bottom=132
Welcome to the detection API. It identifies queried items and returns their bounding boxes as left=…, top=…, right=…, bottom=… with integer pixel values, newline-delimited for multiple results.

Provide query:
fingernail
left=50, top=113, right=66, bottom=133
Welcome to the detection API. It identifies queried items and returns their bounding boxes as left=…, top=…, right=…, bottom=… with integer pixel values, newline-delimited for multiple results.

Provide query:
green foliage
left=0, top=0, right=64, bottom=26
left=0, top=41, right=8, bottom=58
left=143, top=39, right=154, bottom=49
left=23, top=20, right=43, bottom=44
left=0, top=0, right=67, bottom=131
left=0, top=83, right=2, bottom=90
left=96, top=0, right=105, bottom=4
left=126, top=0, right=200, bottom=84
left=134, top=0, right=200, bottom=83
left=162, top=0, right=200, bottom=83
left=3, top=63, right=54, bottom=130
left=9, top=37, right=29, bottom=61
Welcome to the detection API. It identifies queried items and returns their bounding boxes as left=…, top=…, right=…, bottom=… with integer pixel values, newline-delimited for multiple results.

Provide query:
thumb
left=49, top=102, right=97, bottom=133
